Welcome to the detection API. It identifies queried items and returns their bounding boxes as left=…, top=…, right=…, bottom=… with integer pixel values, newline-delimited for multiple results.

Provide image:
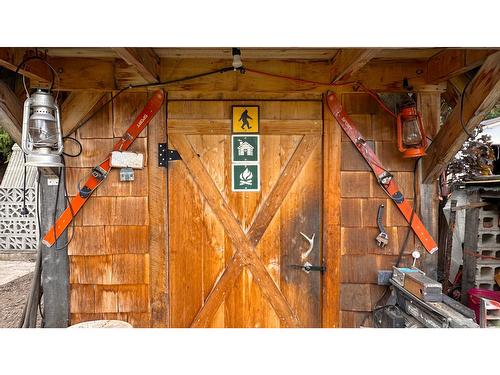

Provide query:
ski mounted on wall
left=326, top=92, right=438, bottom=254
left=42, top=90, right=165, bottom=247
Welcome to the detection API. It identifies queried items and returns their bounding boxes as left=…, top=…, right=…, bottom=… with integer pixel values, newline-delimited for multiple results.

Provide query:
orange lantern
left=396, top=103, right=427, bottom=158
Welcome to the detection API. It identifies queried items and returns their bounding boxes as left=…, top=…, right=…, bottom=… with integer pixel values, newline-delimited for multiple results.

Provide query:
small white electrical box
left=110, top=151, right=144, bottom=169
left=47, top=177, right=59, bottom=186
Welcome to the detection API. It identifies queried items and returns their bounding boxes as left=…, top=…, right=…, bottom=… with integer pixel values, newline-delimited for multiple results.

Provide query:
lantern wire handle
left=15, top=54, right=59, bottom=100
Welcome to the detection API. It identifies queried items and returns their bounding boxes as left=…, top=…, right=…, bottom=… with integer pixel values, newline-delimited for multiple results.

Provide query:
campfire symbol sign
left=239, top=167, right=253, bottom=186
left=232, top=164, right=259, bottom=191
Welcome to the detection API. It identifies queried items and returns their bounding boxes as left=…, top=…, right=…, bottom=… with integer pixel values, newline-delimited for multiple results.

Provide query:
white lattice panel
left=0, top=187, right=38, bottom=251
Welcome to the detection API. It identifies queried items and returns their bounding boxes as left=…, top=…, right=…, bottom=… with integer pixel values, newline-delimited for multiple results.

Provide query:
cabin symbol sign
left=232, top=135, right=259, bottom=163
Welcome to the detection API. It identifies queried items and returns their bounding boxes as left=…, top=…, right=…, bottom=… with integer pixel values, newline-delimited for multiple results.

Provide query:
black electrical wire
left=62, top=136, right=83, bottom=158
left=68, top=66, right=239, bottom=137
left=15, top=55, right=57, bottom=91
left=460, top=78, right=474, bottom=139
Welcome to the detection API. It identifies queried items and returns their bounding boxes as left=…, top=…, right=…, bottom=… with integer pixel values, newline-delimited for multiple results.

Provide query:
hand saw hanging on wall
left=326, top=92, right=438, bottom=254
left=42, top=90, right=165, bottom=248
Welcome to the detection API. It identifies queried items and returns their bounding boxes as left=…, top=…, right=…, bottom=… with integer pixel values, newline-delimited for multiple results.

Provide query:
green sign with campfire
left=232, top=164, right=260, bottom=192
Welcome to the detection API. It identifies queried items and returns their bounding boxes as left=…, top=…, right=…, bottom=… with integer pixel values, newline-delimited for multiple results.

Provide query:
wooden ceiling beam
left=422, top=51, right=500, bottom=183
left=30, top=57, right=116, bottom=91
left=0, top=48, right=52, bottom=83
left=60, top=92, right=106, bottom=136
left=426, top=48, right=497, bottom=84
left=112, top=48, right=160, bottom=83
left=0, top=79, right=23, bottom=145
left=329, top=48, right=382, bottom=83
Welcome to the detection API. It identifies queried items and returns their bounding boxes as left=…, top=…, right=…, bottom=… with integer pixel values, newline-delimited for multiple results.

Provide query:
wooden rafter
left=0, top=79, right=23, bottom=144
left=422, top=51, right=500, bottom=183
left=60, top=92, right=106, bottom=136
left=169, top=133, right=321, bottom=327
left=0, top=48, right=52, bottom=84
left=113, top=48, right=160, bottom=83
left=426, top=48, right=497, bottom=84
left=329, top=48, right=381, bottom=83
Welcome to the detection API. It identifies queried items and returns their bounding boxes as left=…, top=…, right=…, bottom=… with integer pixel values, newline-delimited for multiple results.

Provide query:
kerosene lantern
left=21, top=89, right=63, bottom=167
left=396, top=102, right=427, bottom=158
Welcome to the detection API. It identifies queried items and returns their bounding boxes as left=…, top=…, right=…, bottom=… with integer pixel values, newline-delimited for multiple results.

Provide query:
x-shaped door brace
left=169, top=134, right=320, bottom=328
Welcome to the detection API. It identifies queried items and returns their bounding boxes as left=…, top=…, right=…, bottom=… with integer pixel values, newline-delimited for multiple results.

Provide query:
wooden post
left=461, top=190, right=480, bottom=305
left=417, top=92, right=440, bottom=278
left=439, top=200, right=457, bottom=294
left=40, top=170, right=69, bottom=328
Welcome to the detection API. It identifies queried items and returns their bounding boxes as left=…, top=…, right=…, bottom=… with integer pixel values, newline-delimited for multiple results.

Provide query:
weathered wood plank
left=340, top=284, right=386, bottom=311
left=427, top=48, right=497, bottom=84
left=30, top=57, right=116, bottom=91
left=113, top=48, right=160, bottom=83
left=77, top=93, right=113, bottom=139
left=461, top=191, right=480, bottom=304
left=61, top=91, right=105, bottom=136
left=417, top=92, right=441, bottom=279
left=167, top=119, right=322, bottom=135
left=247, top=135, right=321, bottom=245
left=330, top=48, right=381, bottom=83
left=169, top=133, right=300, bottom=327
left=423, top=51, right=500, bottom=183
left=0, top=79, right=22, bottom=144
left=191, top=256, right=244, bottom=327
left=0, top=48, right=51, bottom=83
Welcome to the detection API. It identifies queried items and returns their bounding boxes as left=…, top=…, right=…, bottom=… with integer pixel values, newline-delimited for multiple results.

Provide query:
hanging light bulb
left=232, top=48, right=243, bottom=69
left=396, top=102, right=427, bottom=158
left=21, top=89, right=63, bottom=167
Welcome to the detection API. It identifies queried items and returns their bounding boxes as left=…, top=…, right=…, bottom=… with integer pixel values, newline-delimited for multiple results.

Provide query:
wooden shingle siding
left=68, top=92, right=154, bottom=327
left=339, top=92, right=413, bottom=327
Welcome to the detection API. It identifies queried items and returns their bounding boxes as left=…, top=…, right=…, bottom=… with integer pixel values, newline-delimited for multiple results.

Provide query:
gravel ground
left=0, top=272, right=41, bottom=328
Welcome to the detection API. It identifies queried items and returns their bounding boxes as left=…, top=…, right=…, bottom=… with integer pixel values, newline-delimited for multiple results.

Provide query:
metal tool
left=290, top=262, right=326, bottom=274
left=375, top=204, right=389, bottom=247
left=300, top=232, right=315, bottom=261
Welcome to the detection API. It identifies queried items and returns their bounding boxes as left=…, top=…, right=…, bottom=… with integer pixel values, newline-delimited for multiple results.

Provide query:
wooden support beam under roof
left=426, top=48, right=497, bottom=84
left=0, top=79, right=23, bottom=145
left=0, top=48, right=52, bottom=84
left=112, top=48, right=160, bottom=83
left=21, top=55, right=444, bottom=92
left=422, top=51, right=500, bottom=183
left=60, top=92, right=106, bottom=136
left=329, top=48, right=381, bottom=83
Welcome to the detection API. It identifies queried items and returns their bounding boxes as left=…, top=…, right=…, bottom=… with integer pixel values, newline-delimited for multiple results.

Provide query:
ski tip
left=326, top=92, right=342, bottom=114
left=152, top=90, right=165, bottom=103
left=41, top=239, right=53, bottom=247
left=428, top=246, right=438, bottom=255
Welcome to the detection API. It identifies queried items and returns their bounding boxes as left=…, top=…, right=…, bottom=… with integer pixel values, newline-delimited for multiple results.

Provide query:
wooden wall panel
left=68, top=92, right=158, bottom=327
left=338, top=91, right=416, bottom=327
left=113, top=92, right=149, bottom=137
left=77, top=93, right=113, bottom=139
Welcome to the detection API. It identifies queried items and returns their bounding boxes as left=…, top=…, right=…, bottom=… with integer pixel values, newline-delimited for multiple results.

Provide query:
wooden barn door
left=167, top=100, right=323, bottom=327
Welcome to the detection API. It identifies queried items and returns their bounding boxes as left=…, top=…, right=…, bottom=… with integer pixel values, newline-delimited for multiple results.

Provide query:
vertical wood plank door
left=167, top=100, right=324, bottom=327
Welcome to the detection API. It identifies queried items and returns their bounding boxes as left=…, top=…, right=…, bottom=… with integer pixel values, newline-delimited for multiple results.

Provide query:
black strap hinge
left=158, top=143, right=181, bottom=167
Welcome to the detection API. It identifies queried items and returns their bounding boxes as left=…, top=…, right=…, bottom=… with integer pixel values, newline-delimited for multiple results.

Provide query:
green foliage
left=446, top=127, right=494, bottom=186
left=0, top=128, right=14, bottom=164
left=485, top=104, right=500, bottom=120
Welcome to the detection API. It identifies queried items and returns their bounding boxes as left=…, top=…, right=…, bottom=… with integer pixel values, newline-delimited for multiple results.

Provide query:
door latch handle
left=290, top=262, right=326, bottom=274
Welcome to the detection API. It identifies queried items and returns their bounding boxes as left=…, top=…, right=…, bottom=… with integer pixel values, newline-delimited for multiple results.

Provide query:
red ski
left=43, top=90, right=165, bottom=247
left=326, top=92, right=438, bottom=254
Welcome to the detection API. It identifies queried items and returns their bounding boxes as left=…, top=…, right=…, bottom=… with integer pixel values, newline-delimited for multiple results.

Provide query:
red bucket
left=467, top=288, right=500, bottom=323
